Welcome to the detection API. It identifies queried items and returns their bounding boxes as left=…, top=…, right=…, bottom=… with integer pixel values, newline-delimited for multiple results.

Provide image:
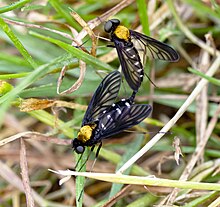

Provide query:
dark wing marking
left=82, top=71, right=121, bottom=125
left=130, top=30, right=180, bottom=64
left=113, top=38, right=144, bottom=92
left=92, top=103, right=152, bottom=143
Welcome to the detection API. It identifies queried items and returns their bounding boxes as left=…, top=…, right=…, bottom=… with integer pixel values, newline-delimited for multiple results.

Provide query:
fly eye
left=76, top=146, right=85, bottom=154
left=111, top=19, right=120, bottom=25
left=104, top=21, right=113, bottom=33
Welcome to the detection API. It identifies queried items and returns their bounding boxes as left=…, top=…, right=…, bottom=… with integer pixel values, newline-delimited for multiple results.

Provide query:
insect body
left=72, top=71, right=152, bottom=154
left=104, top=19, right=180, bottom=93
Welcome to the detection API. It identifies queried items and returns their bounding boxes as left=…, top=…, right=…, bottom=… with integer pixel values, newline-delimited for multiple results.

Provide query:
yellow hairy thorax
left=114, top=25, right=130, bottom=41
left=77, top=124, right=96, bottom=143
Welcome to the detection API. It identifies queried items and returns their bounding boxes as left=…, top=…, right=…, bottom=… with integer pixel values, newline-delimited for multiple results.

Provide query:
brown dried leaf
left=19, top=98, right=54, bottom=112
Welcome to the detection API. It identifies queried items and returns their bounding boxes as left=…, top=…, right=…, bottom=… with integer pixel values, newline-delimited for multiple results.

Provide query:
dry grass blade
left=102, top=185, right=132, bottom=207
left=70, top=10, right=97, bottom=57
left=20, top=139, right=35, bottom=207
left=195, top=33, right=211, bottom=163
left=161, top=103, right=220, bottom=205
left=57, top=60, right=87, bottom=94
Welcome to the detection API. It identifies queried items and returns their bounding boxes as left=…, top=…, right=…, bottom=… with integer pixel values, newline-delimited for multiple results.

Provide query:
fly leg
left=91, top=142, right=102, bottom=171
left=78, top=145, right=95, bottom=172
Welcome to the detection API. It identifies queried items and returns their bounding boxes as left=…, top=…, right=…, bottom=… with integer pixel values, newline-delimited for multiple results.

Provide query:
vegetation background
left=0, top=0, right=220, bottom=206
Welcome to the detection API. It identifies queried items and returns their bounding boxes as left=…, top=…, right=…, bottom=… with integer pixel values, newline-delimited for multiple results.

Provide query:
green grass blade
left=0, top=72, right=30, bottom=80
left=188, top=67, right=220, bottom=86
left=0, top=52, right=31, bottom=67
left=75, top=149, right=88, bottom=207
left=109, top=135, right=144, bottom=198
left=0, top=54, right=73, bottom=126
left=0, top=0, right=31, bottom=14
left=49, top=0, right=80, bottom=29
left=0, top=17, right=38, bottom=69
left=136, top=0, right=150, bottom=35
left=29, top=31, right=114, bottom=71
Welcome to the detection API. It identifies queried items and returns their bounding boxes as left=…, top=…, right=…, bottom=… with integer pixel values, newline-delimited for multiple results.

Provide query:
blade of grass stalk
left=49, top=0, right=80, bottom=29
left=29, top=31, right=114, bottom=72
left=0, top=72, right=30, bottom=80
left=136, top=0, right=150, bottom=36
left=136, top=0, right=152, bottom=101
left=127, top=194, right=158, bottom=207
left=182, top=191, right=218, bottom=207
left=72, top=97, right=88, bottom=207
left=0, top=28, right=64, bottom=63
left=0, top=17, right=38, bottom=68
left=109, top=135, right=145, bottom=198
left=208, top=195, right=220, bottom=207
left=0, top=52, right=31, bottom=67
left=75, top=149, right=88, bottom=207
left=51, top=171, right=220, bottom=191
left=188, top=67, right=220, bottom=86
left=0, top=0, right=31, bottom=13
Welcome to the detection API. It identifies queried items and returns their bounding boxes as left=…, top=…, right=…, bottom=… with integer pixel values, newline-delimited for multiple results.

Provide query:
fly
left=72, top=71, right=152, bottom=156
left=104, top=19, right=179, bottom=93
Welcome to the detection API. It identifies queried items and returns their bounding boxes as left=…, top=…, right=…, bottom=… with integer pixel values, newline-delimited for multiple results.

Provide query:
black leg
left=95, top=142, right=102, bottom=158
left=107, top=44, right=115, bottom=48
left=78, top=145, right=95, bottom=172
left=74, top=152, right=84, bottom=170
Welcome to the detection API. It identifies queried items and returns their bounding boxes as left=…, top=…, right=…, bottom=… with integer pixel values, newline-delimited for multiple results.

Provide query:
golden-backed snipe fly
left=104, top=19, right=179, bottom=93
left=72, top=71, right=152, bottom=156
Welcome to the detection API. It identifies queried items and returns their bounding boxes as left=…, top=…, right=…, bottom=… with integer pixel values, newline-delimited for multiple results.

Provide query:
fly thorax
left=114, top=26, right=130, bottom=41
left=77, top=124, right=96, bottom=143
left=77, top=125, right=91, bottom=142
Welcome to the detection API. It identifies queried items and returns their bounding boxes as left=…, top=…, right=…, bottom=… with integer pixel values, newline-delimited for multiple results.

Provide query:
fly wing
left=130, top=30, right=179, bottom=65
left=93, top=103, right=152, bottom=142
left=82, top=71, right=121, bottom=125
left=114, top=39, right=144, bottom=92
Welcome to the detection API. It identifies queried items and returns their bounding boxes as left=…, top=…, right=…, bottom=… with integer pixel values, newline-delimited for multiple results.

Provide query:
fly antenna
left=144, top=72, right=157, bottom=88
left=123, top=130, right=172, bottom=135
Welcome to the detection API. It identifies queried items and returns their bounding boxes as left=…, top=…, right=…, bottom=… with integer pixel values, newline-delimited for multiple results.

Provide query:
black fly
left=72, top=71, right=152, bottom=157
left=104, top=19, right=179, bottom=93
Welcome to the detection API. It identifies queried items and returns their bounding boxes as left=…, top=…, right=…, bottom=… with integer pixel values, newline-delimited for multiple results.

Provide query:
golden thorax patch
left=77, top=124, right=96, bottom=143
left=114, top=26, right=130, bottom=41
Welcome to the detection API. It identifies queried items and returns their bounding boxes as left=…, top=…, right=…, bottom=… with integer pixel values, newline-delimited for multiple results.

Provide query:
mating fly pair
left=104, top=19, right=179, bottom=93
left=72, top=19, right=179, bottom=163
left=72, top=71, right=152, bottom=161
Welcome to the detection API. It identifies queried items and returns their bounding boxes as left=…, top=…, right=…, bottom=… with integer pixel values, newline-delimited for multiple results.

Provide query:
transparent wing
left=82, top=71, right=121, bottom=125
left=93, top=103, right=152, bottom=142
left=114, top=39, right=144, bottom=92
left=130, top=30, right=179, bottom=65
